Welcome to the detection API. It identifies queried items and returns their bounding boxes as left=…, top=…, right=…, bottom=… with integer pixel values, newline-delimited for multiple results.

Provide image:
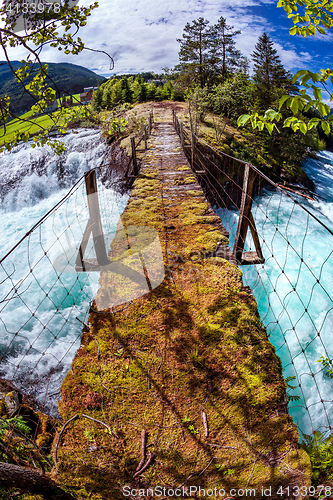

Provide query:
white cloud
left=274, top=43, right=312, bottom=70
left=1, top=0, right=278, bottom=75
left=1, top=0, right=322, bottom=78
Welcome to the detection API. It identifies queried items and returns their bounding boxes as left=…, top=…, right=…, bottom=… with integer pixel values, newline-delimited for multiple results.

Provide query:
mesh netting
left=174, top=113, right=333, bottom=439
left=0, top=170, right=126, bottom=416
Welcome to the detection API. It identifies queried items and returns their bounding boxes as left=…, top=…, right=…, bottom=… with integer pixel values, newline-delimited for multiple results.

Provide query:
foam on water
left=0, top=130, right=128, bottom=415
left=217, top=151, right=333, bottom=437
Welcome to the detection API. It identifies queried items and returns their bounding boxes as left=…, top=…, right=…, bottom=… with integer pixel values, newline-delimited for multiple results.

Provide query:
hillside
left=0, top=61, right=106, bottom=116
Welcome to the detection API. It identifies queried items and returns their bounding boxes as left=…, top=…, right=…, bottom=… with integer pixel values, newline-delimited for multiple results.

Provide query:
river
left=217, top=150, right=333, bottom=438
left=0, top=129, right=129, bottom=415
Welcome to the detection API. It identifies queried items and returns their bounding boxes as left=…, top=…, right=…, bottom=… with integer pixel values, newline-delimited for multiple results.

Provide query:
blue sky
left=3, top=0, right=331, bottom=90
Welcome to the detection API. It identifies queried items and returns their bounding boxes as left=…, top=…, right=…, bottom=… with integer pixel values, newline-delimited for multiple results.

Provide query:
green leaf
left=300, top=72, right=313, bottom=85
left=292, top=69, right=308, bottom=83
left=264, top=109, right=279, bottom=120
left=279, top=94, right=290, bottom=109
left=318, top=102, right=330, bottom=117
left=265, top=122, right=274, bottom=134
left=237, top=114, right=251, bottom=127
left=312, top=86, right=322, bottom=100
left=311, top=72, right=322, bottom=82
left=299, top=122, right=307, bottom=134
left=322, top=121, right=331, bottom=134
left=290, top=98, right=300, bottom=113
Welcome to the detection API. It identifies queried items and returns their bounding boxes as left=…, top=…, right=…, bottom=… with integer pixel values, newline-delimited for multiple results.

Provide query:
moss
left=55, top=106, right=311, bottom=499
left=195, top=229, right=229, bottom=249
left=188, top=190, right=204, bottom=196
left=177, top=165, right=191, bottom=171
left=184, top=175, right=196, bottom=184
left=173, top=175, right=196, bottom=186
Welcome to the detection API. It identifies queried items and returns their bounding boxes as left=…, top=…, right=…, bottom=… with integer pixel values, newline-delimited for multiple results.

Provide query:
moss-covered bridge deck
left=56, top=106, right=311, bottom=499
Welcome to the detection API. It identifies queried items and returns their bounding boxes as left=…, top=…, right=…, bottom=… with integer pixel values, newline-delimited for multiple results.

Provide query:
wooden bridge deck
left=57, top=108, right=310, bottom=498
left=135, top=119, right=236, bottom=266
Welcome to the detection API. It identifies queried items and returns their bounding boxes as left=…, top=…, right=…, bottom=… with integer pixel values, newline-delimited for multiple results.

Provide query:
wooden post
left=84, top=169, right=109, bottom=266
left=248, top=212, right=264, bottom=262
left=75, top=218, right=92, bottom=271
left=191, top=131, right=195, bottom=170
left=144, top=125, right=147, bottom=150
left=180, top=122, right=184, bottom=148
left=233, top=163, right=257, bottom=263
left=148, top=115, right=152, bottom=135
left=131, top=136, right=138, bottom=176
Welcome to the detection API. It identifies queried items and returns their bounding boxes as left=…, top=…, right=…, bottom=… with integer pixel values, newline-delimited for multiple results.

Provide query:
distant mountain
left=0, top=61, right=106, bottom=115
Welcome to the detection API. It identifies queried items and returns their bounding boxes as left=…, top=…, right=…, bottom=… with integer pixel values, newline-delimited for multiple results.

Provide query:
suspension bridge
left=2, top=102, right=333, bottom=496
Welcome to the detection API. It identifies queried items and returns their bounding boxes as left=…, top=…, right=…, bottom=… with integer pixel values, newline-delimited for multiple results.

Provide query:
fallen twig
left=202, top=411, right=209, bottom=438
left=82, top=414, right=119, bottom=439
left=135, top=429, right=147, bottom=472
left=198, top=457, right=215, bottom=476
left=156, top=347, right=163, bottom=374
left=54, top=414, right=79, bottom=467
left=133, top=452, right=155, bottom=478
left=75, top=316, right=89, bottom=331
left=206, top=443, right=237, bottom=449
left=101, top=384, right=112, bottom=395
left=95, top=340, right=100, bottom=360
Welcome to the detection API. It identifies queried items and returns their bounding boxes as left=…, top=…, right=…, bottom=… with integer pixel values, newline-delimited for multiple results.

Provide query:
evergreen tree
left=91, top=86, right=103, bottom=111
left=208, top=16, right=242, bottom=82
left=176, top=17, right=211, bottom=88
left=251, top=33, right=293, bottom=107
left=120, top=77, right=132, bottom=103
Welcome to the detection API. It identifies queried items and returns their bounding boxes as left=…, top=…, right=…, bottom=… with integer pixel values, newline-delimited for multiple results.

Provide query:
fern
left=301, top=431, right=333, bottom=484
left=0, top=416, right=31, bottom=437
left=285, top=375, right=300, bottom=402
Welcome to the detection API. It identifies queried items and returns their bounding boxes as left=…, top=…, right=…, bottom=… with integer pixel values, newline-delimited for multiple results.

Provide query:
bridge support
left=76, top=169, right=109, bottom=271
left=233, top=163, right=265, bottom=265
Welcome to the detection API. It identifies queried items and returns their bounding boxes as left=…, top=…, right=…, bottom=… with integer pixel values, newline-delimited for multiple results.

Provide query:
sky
left=1, top=0, right=331, bottom=86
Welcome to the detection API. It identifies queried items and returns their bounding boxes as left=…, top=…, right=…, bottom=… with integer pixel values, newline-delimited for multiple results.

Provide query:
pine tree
left=251, top=32, right=292, bottom=107
left=208, top=16, right=243, bottom=81
left=91, top=86, right=103, bottom=111
left=176, top=18, right=210, bottom=88
left=120, top=77, right=132, bottom=103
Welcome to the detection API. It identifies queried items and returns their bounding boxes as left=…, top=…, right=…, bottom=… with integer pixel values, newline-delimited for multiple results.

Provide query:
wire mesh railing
left=0, top=110, right=156, bottom=424
left=0, top=168, right=127, bottom=417
left=173, top=111, right=333, bottom=445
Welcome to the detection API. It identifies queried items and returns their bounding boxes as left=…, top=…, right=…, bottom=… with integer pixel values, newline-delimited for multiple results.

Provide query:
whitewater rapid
left=0, top=129, right=128, bottom=415
left=217, top=150, right=333, bottom=437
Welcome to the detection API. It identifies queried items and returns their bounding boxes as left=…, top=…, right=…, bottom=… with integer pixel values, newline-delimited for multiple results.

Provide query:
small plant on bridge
left=317, top=356, right=333, bottom=379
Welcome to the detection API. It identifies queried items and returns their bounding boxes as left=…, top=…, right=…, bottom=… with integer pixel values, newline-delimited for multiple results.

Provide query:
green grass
left=0, top=93, right=82, bottom=147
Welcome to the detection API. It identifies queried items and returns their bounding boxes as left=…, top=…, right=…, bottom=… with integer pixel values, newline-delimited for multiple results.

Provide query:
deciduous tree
left=0, top=0, right=113, bottom=153
left=238, top=2, right=333, bottom=136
